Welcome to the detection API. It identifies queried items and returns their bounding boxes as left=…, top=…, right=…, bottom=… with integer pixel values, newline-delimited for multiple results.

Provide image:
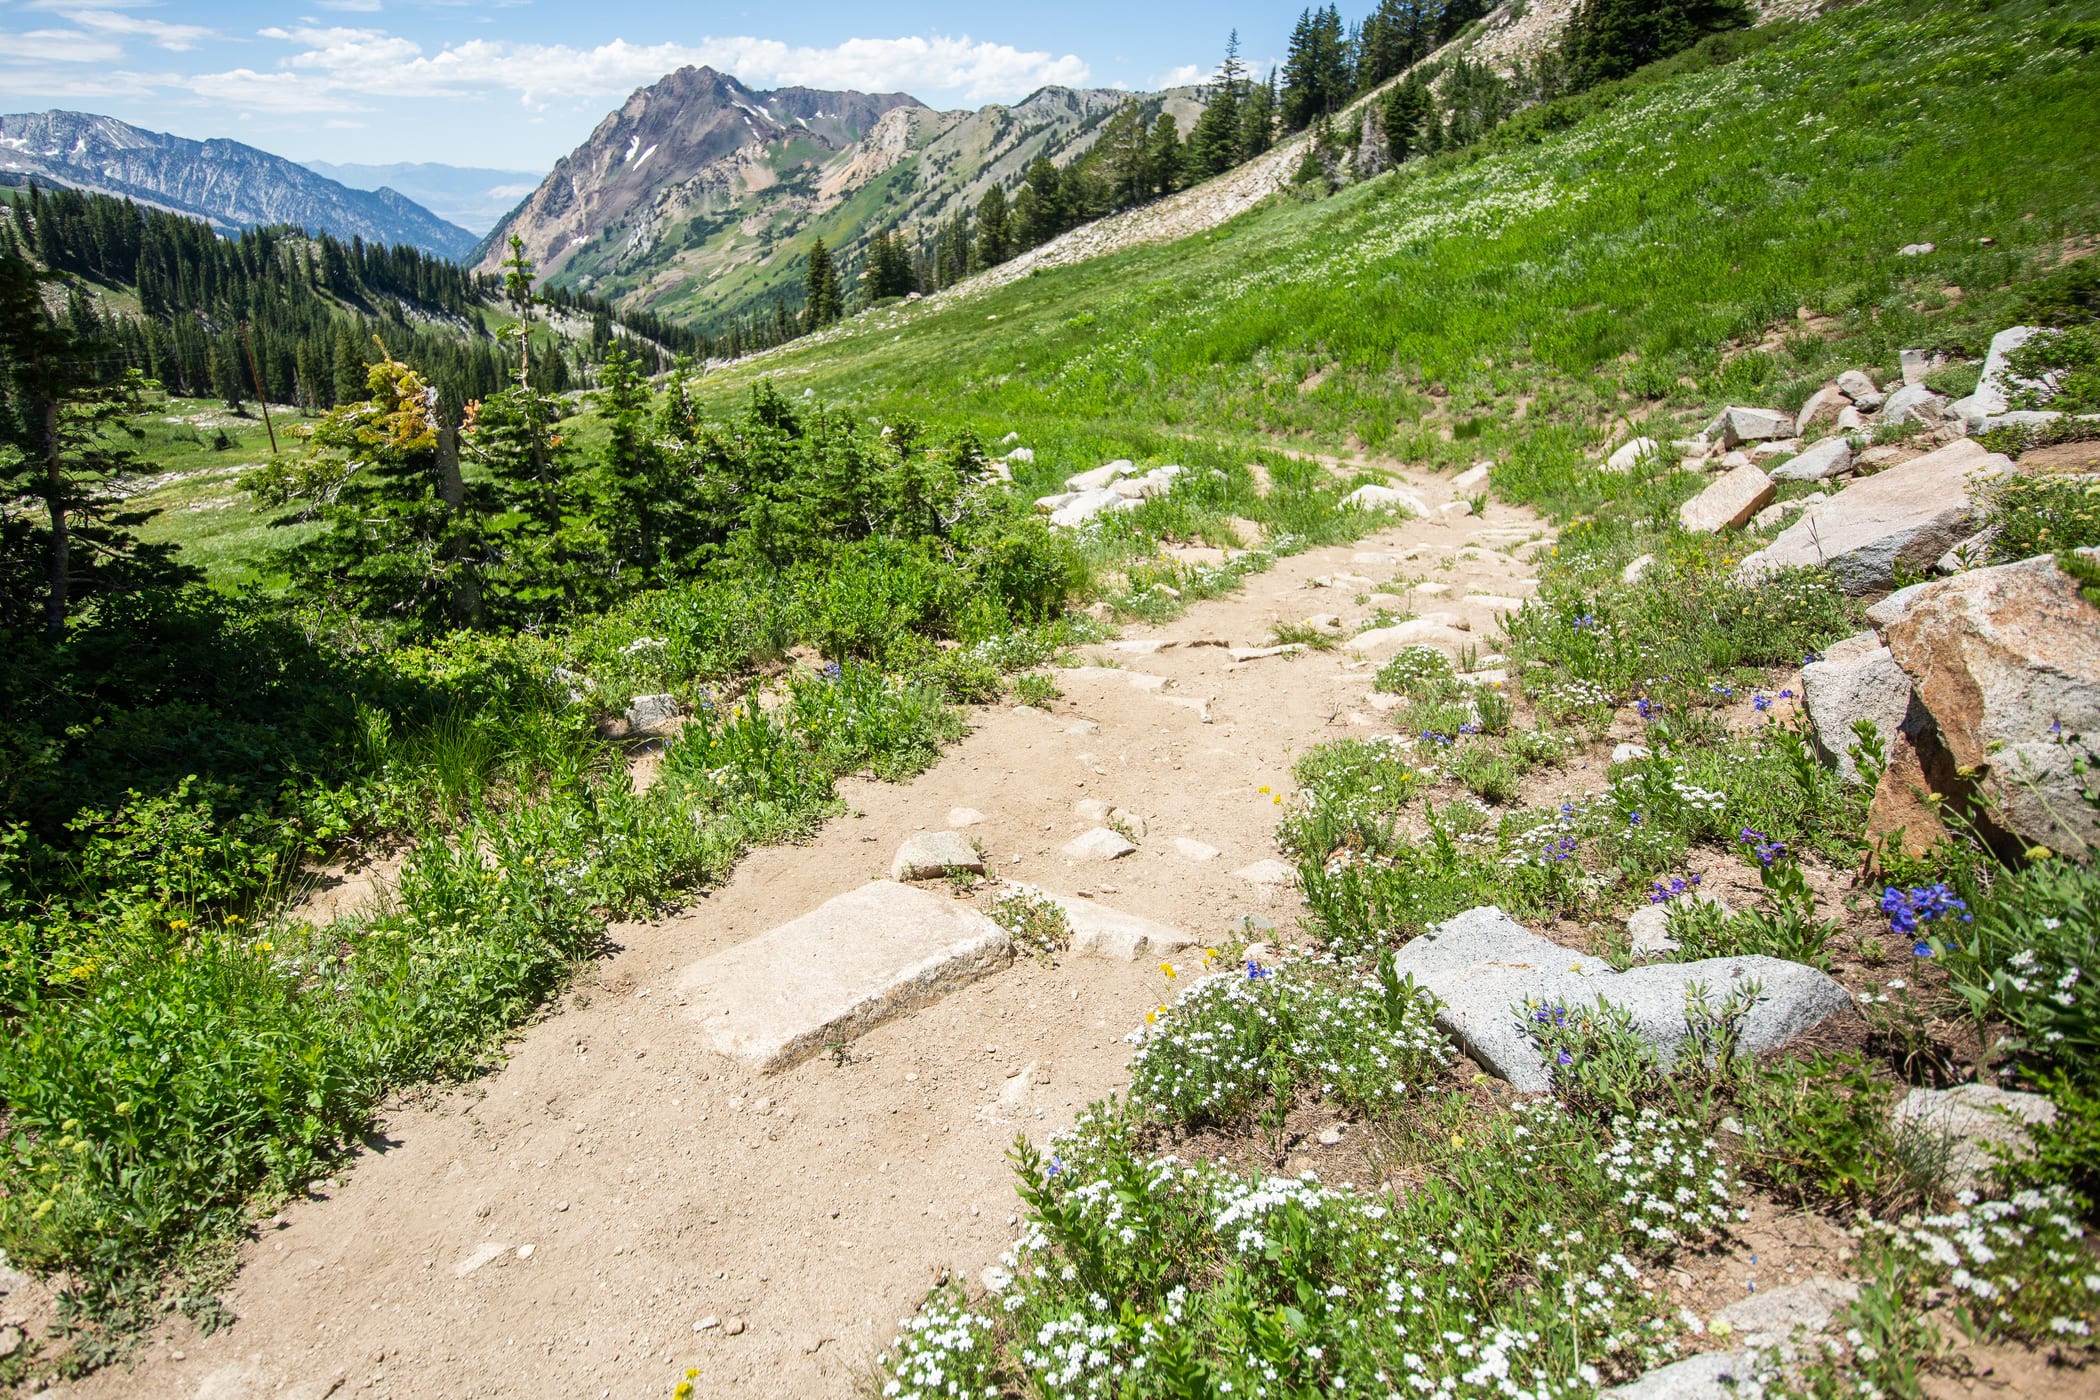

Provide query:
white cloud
left=197, top=27, right=1091, bottom=111
left=0, top=27, right=126, bottom=64
left=1153, top=64, right=1205, bottom=89
left=57, top=7, right=213, bottom=50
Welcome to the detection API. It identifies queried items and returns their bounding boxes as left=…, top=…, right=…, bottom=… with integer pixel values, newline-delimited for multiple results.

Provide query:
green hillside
left=699, top=0, right=2097, bottom=509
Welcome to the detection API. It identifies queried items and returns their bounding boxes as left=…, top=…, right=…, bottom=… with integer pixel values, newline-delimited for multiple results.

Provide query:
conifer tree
left=1560, top=0, right=1749, bottom=89
left=804, top=238, right=843, bottom=328
left=1185, top=32, right=1247, bottom=180
left=1239, top=71, right=1279, bottom=160
left=248, top=349, right=486, bottom=631
left=1147, top=113, right=1185, bottom=198
left=0, top=251, right=162, bottom=635
left=1382, top=73, right=1433, bottom=162
left=975, top=185, right=1012, bottom=268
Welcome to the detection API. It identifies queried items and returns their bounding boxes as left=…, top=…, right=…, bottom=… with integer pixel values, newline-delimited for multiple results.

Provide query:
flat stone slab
left=1172, top=837, right=1221, bottom=861
left=1227, top=645, right=1302, bottom=662
left=1389, top=908, right=1854, bottom=1092
left=1605, top=1278, right=1856, bottom=1396
left=1007, top=885, right=1203, bottom=961
left=681, top=882, right=1011, bottom=1072
left=891, top=830, right=985, bottom=881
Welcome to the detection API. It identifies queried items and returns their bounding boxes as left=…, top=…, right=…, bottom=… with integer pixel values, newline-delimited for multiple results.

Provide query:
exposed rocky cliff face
left=0, top=111, right=476, bottom=259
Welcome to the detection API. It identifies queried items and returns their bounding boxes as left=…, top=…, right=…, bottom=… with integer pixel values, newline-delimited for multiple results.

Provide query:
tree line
left=1, top=184, right=723, bottom=415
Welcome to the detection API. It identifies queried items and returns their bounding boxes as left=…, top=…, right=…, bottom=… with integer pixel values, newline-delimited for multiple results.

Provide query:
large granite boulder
left=1388, top=908, right=1855, bottom=1092
left=1707, top=406, right=1795, bottom=449
left=1877, top=550, right=2100, bottom=858
left=1893, top=1083, right=2059, bottom=1192
left=1342, top=483, right=1430, bottom=515
left=1734, top=439, right=2014, bottom=595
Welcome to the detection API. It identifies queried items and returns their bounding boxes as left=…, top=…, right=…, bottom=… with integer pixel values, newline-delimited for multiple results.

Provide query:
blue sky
left=0, top=1, right=1291, bottom=173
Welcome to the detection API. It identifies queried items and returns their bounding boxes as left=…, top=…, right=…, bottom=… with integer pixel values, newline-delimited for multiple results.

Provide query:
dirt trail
left=57, top=470, right=1550, bottom=1400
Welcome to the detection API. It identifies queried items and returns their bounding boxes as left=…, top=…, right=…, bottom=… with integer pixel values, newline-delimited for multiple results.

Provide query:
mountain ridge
left=0, top=111, right=478, bottom=260
left=476, top=65, right=1204, bottom=333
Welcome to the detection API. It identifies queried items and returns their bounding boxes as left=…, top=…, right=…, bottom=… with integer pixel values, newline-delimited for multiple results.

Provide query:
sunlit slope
left=701, top=0, right=2098, bottom=477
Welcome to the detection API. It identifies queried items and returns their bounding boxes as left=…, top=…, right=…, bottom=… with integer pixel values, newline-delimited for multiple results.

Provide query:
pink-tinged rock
left=1796, top=386, right=1851, bottom=436
left=1735, top=439, right=2013, bottom=594
left=1879, top=550, right=2100, bottom=858
left=1677, top=463, right=1775, bottom=534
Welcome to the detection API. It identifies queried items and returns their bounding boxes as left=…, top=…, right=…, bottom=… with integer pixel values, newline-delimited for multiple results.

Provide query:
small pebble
left=725, top=1317, right=747, bottom=1336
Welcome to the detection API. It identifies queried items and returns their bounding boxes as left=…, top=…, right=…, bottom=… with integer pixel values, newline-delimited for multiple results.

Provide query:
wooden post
left=239, top=322, right=279, bottom=454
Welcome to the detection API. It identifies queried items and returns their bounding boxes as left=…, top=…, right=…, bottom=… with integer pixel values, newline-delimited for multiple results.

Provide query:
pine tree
left=804, top=238, right=843, bottom=328
left=1022, top=158, right=1064, bottom=244
left=1186, top=32, right=1248, bottom=180
left=1560, top=0, right=1749, bottom=89
left=1148, top=112, right=1185, bottom=198
left=0, top=251, right=161, bottom=636
left=1282, top=6, right=1352, bottom=131
left=975, top=185, right=1012, bottom=268
left=1382, top=75, right=1433, bottom=163
left=1239, top=71, right=1279, bottom=160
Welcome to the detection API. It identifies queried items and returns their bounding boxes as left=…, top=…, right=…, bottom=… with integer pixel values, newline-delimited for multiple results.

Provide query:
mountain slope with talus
left=477, top=65, right=1202, bottom=333
left=0, top=110, right=478, bottom=260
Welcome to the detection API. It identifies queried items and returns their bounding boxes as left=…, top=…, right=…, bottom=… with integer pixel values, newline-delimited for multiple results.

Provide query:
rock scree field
left=2, top=0, right=2100, bottom=1397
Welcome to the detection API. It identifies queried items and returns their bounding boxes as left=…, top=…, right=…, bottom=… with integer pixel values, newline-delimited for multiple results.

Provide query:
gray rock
left=891, top=830, right=985, bottom=882
left=1678, top=463, right=1775, bottom=534
left=1802, top=633, right=1914, bottom=783
left=1898, top=241, right=1936, bottom=257
left=1893, top=1083, right=2059, bottom=1192
left=1835, top=404, right=1870, bottom=433
left=947, top=807, right=988, bottom=828
left=1837, top=370, right=1884, bottom=409
left=1977, top=409, right=2064, bottom=434
left=1452, top=464, right=1492, bottom=492
left=1796, top=386, right=1850, bottom=436
left=1735, top=438, right=2015, bottom=595
left=1768, top=436, right=1852, bottom=483
left=1389, top=908, right=1854, bottom=1092
left=1935, top=526, right=1998, bottom=574
left=1607, top=436, right=1664, bottom=472
left=1007, top=446, right=1035, bottom=463
left=1172, top=837, right=1221, bottom=861
left=1751, top=493, right=1824, bottom=531
left=1603, top=1350, right=1768, bottom=1400
left=1714, top=1276, right=1858, bottom=1348
left=1881, top=383, right=1948, bottom=426
left=1707, top=406, right=1795, bottom=449
left=1005, top=884, right=1200, bottom=960
left=1050, top=488, right=1141, bottom=529
left=1065, top=461, right=1133, bottom=492
left=1073, top=798, right=1112, bottom=823
left=1234, top=859, right=1297, bottom=888
left=1974, top=326, right=2046, bottom=417
left=1342, top=483, right=1430, bottom=515
left=1062, top=827, right=1137, bottom=861
left=1622, top=553, right=1658, bottom=585
left=1033, top=491, right=1078, bottom=514
left=623, top=693, right=680, bottom=735
left=1626, top=891, right=1727, bottom=958
left=1750, top=438, right=1805, bottom=463
left=1901, top=348, right=1931, bottom=387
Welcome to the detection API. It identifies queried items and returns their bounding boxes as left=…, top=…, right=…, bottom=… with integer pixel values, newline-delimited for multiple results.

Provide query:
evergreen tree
left=588, top=346, right=686, bottom=584
left=250, top=351, right=485, bottom=630
left=804, top=238, right=843, bottom=328
left=1147, top=112, right=1185, bottom=198
left=1239, top=71, right=1279, bottom=160
left=1381, top=74, right=1433, bottom=163
left=1009, top=186, right=1041, bottom=251
left=0, top=251, right=164, bottom=636
left=1185, top=32, right=1249, bottom=180
left=1560, top=0, right=1750, bottom=89
left=1281, top=6, right=1351, bottom=131
left=975, top=184, right=1012, bottom=268
left=1022, top=158, right=1064, bottom=244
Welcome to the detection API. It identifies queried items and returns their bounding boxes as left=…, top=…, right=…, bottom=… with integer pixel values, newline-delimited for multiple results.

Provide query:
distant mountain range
left=302, top=160, right=544, bottom=236
left=0, top=111, right=478, bottom=260
left=477, top=66, right=1203, bottom=332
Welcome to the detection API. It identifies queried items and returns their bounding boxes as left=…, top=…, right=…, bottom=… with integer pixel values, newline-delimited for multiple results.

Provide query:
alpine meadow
left=1, top=0, right=2099, bottom=1397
